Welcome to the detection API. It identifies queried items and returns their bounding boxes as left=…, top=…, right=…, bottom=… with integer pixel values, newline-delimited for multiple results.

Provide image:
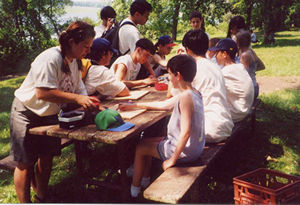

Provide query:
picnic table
left=28, top=86, right=169, bottom=201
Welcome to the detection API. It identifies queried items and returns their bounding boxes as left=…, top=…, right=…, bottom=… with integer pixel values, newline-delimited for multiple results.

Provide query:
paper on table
left=109, top=104, right=147, bottom=120
left=113, top=90, right=150, bottom=100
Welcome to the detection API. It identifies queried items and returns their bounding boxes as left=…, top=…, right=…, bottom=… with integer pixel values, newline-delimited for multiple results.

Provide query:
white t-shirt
left=171, top=58, right=233, bottom=143
left=15, top=46, right=87, bottom=117
left=110, top=54, right=141, bottom=81
left=118, top=18, right=139, bottom=55
left=94, top=24, right=106, bottom=38
left=221, top=63, right=254, bottom=122
left=192, top=58, right=234, bottom=143
left=84, top=64, right=126, bottom=96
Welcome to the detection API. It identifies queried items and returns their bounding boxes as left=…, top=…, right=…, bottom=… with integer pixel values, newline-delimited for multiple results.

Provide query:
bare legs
left=132, top=137, right=163, bottom=187
left=14, top=155, right=54, bottom=203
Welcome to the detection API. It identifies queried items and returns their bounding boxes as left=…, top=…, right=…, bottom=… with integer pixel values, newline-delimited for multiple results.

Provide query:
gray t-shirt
left=158, top=90, right=205, bottom=163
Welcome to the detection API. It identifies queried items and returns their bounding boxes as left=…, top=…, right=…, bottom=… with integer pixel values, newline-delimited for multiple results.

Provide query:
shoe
left=126, top=165, right=134, bottom=177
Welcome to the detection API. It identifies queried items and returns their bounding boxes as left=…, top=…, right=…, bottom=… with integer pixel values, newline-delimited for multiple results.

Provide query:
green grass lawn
left=0, top=29, right=299, bottom=203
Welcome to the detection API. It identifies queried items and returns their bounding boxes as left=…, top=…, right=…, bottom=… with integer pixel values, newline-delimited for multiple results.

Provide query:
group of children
left=9, top=0, right=265, bottom=202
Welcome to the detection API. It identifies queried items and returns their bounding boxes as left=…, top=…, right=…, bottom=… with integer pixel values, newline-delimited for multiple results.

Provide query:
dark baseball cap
left=91, top=38, right=118, bottom=55
left=209, top=38, right=238, bottom=60
left=157, top=35, right=176, bottom=47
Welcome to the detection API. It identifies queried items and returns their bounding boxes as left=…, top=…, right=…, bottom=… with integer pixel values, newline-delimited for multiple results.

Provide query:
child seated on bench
left=118, top=54, right=205, bottom=198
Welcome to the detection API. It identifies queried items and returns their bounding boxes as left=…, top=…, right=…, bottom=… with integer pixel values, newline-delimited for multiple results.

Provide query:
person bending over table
left=82, top=38, right=130, bottom=98
left=110, top=38, right=158, bottom=88
left=10, top=21, right=99, bottom=203
left=118, top=54, right=205, bottom=198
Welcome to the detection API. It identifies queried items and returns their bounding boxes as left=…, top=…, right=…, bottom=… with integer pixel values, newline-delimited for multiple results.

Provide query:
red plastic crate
left=233, top=168, right=300, bottom=204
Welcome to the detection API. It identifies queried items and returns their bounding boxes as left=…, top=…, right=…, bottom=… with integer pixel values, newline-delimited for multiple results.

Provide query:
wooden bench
left=143, top=99, right=261, bottom=204
left=0, top=138, right=73, bottom=172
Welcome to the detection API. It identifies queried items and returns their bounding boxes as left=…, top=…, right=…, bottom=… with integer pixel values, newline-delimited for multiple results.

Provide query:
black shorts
left=10, top=97, right=61, bottom=164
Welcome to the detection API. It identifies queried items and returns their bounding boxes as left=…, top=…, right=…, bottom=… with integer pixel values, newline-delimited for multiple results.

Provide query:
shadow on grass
left=0, top=87, right=15, bottom=112
left=252, top=38, right=300, bottom=48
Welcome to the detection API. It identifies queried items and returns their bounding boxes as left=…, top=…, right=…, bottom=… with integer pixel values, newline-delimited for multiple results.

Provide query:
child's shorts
left=10, top=97, right=61, bottom=164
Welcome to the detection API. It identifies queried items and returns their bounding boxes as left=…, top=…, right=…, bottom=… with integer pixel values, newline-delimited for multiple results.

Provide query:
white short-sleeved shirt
left=171, top=58, right=233, bottom=143
left=15, top=46, right=87, bottom=117
left=192, top=58, right=234, bottom=143
left=110, top=54, right=141, bottom=81
left=118, top=18, right=139, bottom=55
left=221, top=63, right=254, bottom=122
left=94, top=24, right=106, bottom=38
left=84, top=64, right=126, bottom=96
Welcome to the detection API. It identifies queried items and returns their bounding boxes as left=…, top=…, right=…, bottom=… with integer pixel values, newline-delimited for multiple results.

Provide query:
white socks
left=130, top=184, right=141, bottom=198
left=141, top=177, right=150, bottom=188
left=130, top=177, right=151, bottom=198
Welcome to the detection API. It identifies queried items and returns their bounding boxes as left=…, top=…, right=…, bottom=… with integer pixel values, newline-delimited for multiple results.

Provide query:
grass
left=0, top=29, right=300, bottom=203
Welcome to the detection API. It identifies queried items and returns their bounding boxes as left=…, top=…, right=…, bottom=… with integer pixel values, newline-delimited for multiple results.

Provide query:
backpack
left=101, top=20, right=136, bottom=66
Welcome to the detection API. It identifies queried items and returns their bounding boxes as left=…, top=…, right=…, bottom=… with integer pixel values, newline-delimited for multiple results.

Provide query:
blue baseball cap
left=209, top=38, right=238, bottom=60
left=90, top=38, right=118, bottom=57
left=157, top=35, right=176, bottom=47
left=95, top=109, right=135, bottom=132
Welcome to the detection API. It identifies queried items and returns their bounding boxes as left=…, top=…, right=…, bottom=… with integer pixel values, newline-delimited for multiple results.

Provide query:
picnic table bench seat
left=0, top=138, right=73, bottom=172
left=143, top=99, right=261, bottom=204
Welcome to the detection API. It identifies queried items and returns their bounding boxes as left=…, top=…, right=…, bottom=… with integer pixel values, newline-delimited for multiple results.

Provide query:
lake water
left=62, top=6, right=101, bottom=23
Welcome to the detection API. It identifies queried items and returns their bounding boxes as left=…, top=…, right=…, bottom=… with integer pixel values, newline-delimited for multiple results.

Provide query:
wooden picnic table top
left=29, top=87, right=169, bottom=144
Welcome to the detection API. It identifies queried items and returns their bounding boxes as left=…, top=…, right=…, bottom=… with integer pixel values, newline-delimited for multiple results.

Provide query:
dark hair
left=100, top=6, right=116, bottom=20
left=236, top=30, right=251, bottom=48
left=209, top=38, right=221, bottom=48
left=130, top=0, right=152, bottom=16
left=182, top=29, right=209, bottom=56
left=226, top=16, right=247, bottom=38
left=167, top=54, right=196, bottom=82
left=189, top=11, right=205, bottom=32
left=135, top=38, right=156, bottom=55
left=59, top=21, right=95, bottom=73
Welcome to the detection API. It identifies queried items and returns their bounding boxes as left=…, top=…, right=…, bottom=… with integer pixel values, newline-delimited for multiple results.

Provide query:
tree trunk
left=245, top=0, right=253, bottom=29
left=263, top=0, right=273, bottom=44
left=171, top=1, right=181, bottom=41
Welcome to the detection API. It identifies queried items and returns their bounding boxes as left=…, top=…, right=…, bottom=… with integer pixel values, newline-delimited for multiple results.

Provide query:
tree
left=0, top=0, right=72, bottom=76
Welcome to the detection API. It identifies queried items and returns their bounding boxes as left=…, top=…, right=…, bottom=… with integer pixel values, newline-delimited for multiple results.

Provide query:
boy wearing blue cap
left=111, top=38, right=158, bottom=88
left=150, top=35, right=176, bottom=77
left=209, top=38, right=254, bottom=122
left=83, top=38, right=130, bottom=97
left=119, top=54, right=205, bottom=198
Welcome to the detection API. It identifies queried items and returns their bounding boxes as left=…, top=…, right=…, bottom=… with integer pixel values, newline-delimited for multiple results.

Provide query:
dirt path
left=257, top=76, right=300, bottom=94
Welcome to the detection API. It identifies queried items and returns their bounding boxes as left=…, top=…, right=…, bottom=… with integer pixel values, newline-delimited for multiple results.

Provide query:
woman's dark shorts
left=10, top=97, right=61, bottom=164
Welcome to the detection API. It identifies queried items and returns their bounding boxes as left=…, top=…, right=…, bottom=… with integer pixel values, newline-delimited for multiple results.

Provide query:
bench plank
left=144, top=166, right=207, bottom=204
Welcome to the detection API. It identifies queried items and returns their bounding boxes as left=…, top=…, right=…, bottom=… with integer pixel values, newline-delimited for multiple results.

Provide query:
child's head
left=182, top=29, right=209, bottom=56
left=236, top=30, right=251, bottom=49
left=167, top=54, right=196, bottom=84
left=189, top=11, right=205, bottom=31
left=100, top=6, right=116, bottom=20
left=130, top=0, right=152, bottom=25
left=209, top=38, right=238, bottom=65
left=155, top=35, right=176, bottom=55
left=227, top=16, right=247, bottom=38
left=135, top=38, right=156, bottom=64
left=206, top=37, right=220, bottom=59
left=87, top=38, right=118, bottom=66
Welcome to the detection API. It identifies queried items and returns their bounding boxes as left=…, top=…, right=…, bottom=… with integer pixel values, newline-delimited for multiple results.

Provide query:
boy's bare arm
left=115, top=63, right=127, bottom=81
left=162, top=92, right=193, bottom=170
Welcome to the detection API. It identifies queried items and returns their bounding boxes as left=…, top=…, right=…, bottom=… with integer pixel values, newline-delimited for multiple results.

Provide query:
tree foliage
left=0, top=0, right=72, bottom=76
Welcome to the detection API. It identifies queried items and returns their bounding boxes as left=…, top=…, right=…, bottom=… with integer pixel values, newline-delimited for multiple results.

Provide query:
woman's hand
left=162, top=158, right=176, bottom=171
left=75, top=95, right=100, bottom=110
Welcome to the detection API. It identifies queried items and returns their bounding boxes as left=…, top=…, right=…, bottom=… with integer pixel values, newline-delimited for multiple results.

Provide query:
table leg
left=117, top=142, right=131, bottom=201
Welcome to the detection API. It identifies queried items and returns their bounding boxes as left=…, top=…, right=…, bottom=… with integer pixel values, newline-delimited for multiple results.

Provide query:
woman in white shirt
left=10, top=21, right=98, bottom=203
